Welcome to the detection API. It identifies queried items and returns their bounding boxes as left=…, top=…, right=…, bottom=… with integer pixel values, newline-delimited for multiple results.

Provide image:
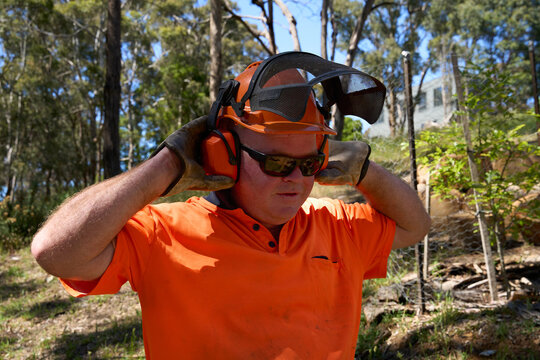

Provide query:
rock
left=441, top=280, right=461, bottom=292
left=479, top=349, right=497, bottom=357
left=376, top=284, right=403, bottom=303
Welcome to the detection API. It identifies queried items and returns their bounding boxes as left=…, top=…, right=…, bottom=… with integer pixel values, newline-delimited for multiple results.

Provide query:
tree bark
left=210, top=0, right=223, bottom=102
left=275, top=0, right=300, bottom=51
left=267, top=0, right=277, bottom=54
left=321, top=0, right=329, bottom=59
left=329, top=0, right=337, bottom=61
left=103, top=0, right=122, bottom=179
left=333, top=0, right=375, bottom=139
left=451, top=53, right=498, bottom=302
left=387, top=88, right=397, bottom=137
left=223, top=1, right=273, bottom=55
left=344, top=0, right=375, bottom=67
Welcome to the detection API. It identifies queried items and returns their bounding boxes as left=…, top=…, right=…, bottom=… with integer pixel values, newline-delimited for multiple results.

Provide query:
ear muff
left=202, top=129, right=240, bottom=181
left=202, top=80, right=242, bottom=181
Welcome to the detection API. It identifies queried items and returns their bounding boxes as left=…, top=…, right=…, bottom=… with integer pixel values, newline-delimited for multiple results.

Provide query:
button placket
left=249, top=222, right=278, bottom=252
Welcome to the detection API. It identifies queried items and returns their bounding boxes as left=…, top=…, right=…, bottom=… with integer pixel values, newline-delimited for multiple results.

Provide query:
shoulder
left=129, top=197, right=212, bottom=226
left=301, top=197, right=376, bottom=220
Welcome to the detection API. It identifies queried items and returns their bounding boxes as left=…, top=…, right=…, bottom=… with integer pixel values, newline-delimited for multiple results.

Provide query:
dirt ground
left=361, top=243, right=540, bottom=359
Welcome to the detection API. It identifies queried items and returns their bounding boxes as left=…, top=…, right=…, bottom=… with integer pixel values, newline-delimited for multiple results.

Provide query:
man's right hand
left=153, top=115, right=235, bottom=196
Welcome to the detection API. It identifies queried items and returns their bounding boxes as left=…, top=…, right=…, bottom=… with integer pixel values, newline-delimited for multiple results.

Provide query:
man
left=32, top=52, right=430, bottom=359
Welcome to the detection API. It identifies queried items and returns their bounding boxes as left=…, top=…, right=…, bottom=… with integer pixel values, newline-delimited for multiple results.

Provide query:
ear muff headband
left=211, top=129, right=238, bottom=166
left=208, top=79, right=241, bottom=130
left=202, top=129, right=241, bottom=181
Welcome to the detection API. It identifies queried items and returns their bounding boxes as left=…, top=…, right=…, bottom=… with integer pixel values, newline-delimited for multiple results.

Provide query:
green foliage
left=0, top=197, right=46, bottom=251
left=418, top=63, right=540, bottom=244
left=341, top=116, right=364, bottom=141
left=355, top=313, right=388, bottom=359
left=368, top=135, right=410, bottom=175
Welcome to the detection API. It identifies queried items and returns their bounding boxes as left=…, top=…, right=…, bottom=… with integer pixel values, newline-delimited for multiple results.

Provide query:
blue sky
left=231, top=0, right=433, bottom=84
left=234, top=0, right=345, bottom=61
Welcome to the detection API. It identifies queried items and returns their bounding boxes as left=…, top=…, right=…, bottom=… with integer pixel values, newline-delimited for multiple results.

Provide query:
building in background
left=367, top=76, right=456, bottom=137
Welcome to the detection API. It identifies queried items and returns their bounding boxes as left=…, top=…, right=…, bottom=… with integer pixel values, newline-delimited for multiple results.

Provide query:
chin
left=266, top=207, right=302, bottom=226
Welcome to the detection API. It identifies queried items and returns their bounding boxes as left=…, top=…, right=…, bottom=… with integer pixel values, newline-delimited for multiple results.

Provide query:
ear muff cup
left=202, top=129, right=240, bottom=181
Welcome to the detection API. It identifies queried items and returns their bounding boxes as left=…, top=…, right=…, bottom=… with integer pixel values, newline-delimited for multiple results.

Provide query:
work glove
left=152, top=115, right=235, bottom=196
left=315, top=140, right=371, bottom=186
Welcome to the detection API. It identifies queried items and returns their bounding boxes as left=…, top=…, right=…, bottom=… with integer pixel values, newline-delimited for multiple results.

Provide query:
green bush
left=0, top=196, right=47, bottom=251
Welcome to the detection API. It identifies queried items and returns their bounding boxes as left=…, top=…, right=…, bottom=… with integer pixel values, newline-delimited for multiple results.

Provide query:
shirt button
left=268, top=241, right=276, bottom=248
left=252, top=224, right=260, bottom=231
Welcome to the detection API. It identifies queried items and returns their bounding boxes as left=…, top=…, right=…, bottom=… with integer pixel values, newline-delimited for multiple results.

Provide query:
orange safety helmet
left=217, top=61, right=336, bottom=135
left=202, top=51, right=386, bottom=181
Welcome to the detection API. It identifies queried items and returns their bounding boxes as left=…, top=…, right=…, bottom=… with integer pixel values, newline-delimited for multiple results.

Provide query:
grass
left=356, top=295, right=540, bottom=359
left=0, top=249, right=144, bottom=359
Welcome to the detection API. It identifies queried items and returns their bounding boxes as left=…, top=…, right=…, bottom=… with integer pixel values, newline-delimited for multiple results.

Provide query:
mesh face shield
left=239, top=51, right=386, bottom=125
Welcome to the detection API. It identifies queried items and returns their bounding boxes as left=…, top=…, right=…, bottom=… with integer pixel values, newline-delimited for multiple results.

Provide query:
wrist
left=148, top=147, right=184, bottom=195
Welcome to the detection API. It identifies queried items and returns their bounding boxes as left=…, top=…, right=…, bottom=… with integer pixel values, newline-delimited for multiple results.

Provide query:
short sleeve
left=344, top=202, right=395, bottom=279
left=60, top=205, right=158, bottom=297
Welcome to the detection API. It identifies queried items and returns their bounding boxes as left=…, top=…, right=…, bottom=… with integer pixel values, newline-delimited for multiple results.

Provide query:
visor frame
left=242, top=51, right=386, bottom=126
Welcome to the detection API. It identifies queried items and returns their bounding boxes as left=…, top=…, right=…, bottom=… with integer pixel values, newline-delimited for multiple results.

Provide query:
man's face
left=231, top=128, right=318, bottom=230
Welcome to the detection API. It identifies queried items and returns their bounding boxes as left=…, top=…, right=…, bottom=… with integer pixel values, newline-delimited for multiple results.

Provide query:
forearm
left=31, top=149, right=181, bottom=280
left=356, top=161, right=430, bottom=249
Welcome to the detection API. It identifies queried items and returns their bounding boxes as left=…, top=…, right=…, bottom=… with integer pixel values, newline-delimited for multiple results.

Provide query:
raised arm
left=31, top=116, right=234, bottom=281
left=31, top=148, right=181, bottom=281
left=356, top=161, right=430, bottom=249
left=316, top=139, right=430, bottom=249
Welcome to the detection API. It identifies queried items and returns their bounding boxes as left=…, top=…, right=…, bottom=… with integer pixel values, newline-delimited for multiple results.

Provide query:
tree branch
left=223, top=1, right=273, bottom=55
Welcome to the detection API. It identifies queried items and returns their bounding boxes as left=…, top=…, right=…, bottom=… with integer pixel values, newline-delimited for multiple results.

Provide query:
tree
left=359, top=1, right=429, bottom=137
left=418, top=63, right=540, bottom=299
left=209, top=0, right=223, bottom=102
left=103, top=0, right=122, bottom=178
left=275, top=0, right=301, bottom=51
left=329, top=0, right=391, bottom=139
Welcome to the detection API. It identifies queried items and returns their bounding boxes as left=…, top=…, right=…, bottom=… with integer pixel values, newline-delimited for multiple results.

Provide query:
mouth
left=277, top=192, right=299, bottom=197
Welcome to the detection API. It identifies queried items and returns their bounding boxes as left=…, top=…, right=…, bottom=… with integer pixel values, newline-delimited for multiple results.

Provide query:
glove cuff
left=151, top=142, right=185, bottom=196
left=356, top=144, right=371, bottom=186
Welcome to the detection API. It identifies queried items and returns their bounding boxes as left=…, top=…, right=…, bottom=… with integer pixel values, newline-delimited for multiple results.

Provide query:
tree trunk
left=344, top=0, right=375, bottom=67
left=103, top=0, right=122, bottom=179
left=333, top=0, right=375, bottom=139
left=4, top=15, right=28, bottom=203
left=451, top=53, right=498, bottom=302
left=321, top=0, right=329, bottom=59
left=388, top=88, right=397, bottom=137
left=329, top=0, right=337, bottom=61
left=275, top=0, right=300, bottom=51
left=267, top=0, right=277, bottom=54
left=209, top=0, right=223, bottom=102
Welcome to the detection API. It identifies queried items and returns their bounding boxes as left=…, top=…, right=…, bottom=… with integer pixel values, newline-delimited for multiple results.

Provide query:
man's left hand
left=315, top=140, right=371, bottom=186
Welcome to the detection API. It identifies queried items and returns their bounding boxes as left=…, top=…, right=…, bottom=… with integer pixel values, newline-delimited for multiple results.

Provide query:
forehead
left=235, top=126, right=317, bottom=155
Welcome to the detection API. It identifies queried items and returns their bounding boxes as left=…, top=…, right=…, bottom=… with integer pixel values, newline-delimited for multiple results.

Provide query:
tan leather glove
left=152, top=115, right=235, bottom=196
left=315, top=139, right=371, bottom=186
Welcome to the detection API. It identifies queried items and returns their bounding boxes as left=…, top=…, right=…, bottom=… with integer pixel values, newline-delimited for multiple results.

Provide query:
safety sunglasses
left=240, top=144, right=325, bottom=177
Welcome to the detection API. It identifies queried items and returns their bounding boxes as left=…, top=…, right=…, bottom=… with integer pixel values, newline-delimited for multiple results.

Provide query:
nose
left=282, top=165, right=304, bottom=181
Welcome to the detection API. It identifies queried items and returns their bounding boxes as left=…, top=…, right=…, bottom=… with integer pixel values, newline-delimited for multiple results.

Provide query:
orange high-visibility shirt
left=62, top=197, right=395, bottom=359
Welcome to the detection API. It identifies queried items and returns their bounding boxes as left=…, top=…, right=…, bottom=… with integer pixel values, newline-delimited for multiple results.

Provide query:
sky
left=232, top=0, right=433, bottom=84
left=234, top=0, right=347, bottom=62
left=228, top=0, right=437, bottom=131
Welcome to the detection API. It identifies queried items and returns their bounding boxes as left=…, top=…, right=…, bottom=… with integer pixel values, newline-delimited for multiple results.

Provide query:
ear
left=202, top=129, right=240, bottom=181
